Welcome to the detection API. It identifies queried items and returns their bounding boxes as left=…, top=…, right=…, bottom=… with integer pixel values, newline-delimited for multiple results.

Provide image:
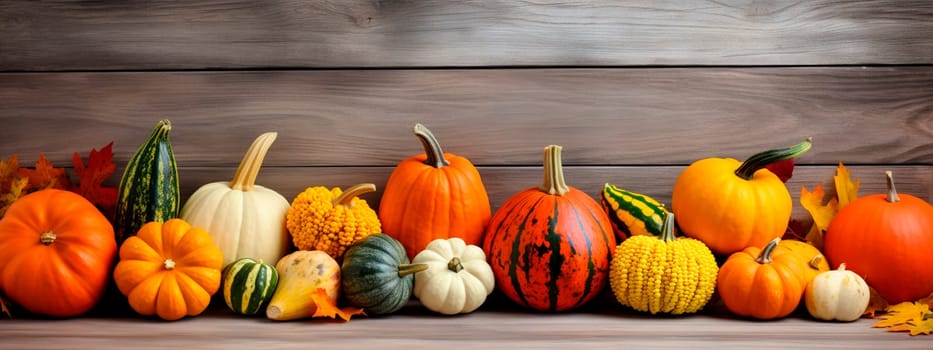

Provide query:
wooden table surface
left=2, top=295, right=927, bottom=350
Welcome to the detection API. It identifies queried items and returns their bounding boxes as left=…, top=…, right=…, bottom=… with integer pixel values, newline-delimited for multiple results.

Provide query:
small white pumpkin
left=180, top=132, right=291, bottom=267
left=412, top=237, right=495, bottom=315
left=805, top=263, right=870, bottom=322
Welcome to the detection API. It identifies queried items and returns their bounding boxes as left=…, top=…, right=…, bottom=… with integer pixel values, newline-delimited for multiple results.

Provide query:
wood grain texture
left=0, top=302, right=927, bottom=350
left=2, top=68, right=932, bottom=167
left=3, top=0, right=933, bottom=70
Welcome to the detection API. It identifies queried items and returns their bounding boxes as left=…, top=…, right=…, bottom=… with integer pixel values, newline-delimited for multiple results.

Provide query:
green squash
left=341, top=234, right=426, bottom=315
left=223, top=257, right=279, bottom=316
left=600, top=183, right=668, bottom=241
left=113, top=119, right=180, bottom=244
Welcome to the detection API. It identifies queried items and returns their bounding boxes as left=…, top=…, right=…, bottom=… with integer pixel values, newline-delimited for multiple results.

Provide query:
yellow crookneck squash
left=180, top=132, right=291, bottom=268
left=671, top=138, right=812, bottom=255
left=113, top=219, right=224, bottom=321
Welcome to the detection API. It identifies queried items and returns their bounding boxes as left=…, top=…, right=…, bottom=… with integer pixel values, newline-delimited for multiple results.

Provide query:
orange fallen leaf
left=873, top=302, right=929, bottom=329
left=310, top=288, right=365, bottom=321
left=0, top=154, right=19, bottom=194
left=909, top=317, right=933, bottom=336
left=17, top=153, right=69, bottom=191
left=0, top=177, right=28, bottom=217
left=833, top=162, right=860, bottom=208
left=0, top=293, right=12, bottom=318
left=863, top=287, right=889, bottom=318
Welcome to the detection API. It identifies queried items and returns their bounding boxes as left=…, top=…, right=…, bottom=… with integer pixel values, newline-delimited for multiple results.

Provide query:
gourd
left=608, top=213, right=718, bottom=315
left=671, top=138, right=811, bottom=255
left=716, top=238, right=808, bottom=320
left=412, top=237, right=495, bottom=315
left=223, top=257, right=279, bottom=316
left=380, top=123, right=492, bottom=259
left=777, top=239, right=828, bottom=285
left=112, top=218, right=224, bottom=321
left=823, top=171, right=933, bottom=303
left=286, top=183, right=382, bottom=260
left=0, top=189, right=117, bottom=317
left=114, top=119, right=180, bottom=244
left=266, top=250, right=342, bottom=321
left=483, top=145, right=616, bottom=312
left=805, top=264, right=870, bottom=322
left=181, top=132, right=291, bottom=268
left=600, top=182, right=668, bottom=241
left=341, top=234, right=427, bottom=315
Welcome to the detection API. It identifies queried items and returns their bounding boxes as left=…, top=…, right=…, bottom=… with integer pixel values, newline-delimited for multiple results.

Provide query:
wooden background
left=1, top=1, right=932, bottom=348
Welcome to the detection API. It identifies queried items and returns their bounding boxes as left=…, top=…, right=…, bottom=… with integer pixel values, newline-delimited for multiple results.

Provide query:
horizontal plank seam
left=34, top=163, right=933, bottom=170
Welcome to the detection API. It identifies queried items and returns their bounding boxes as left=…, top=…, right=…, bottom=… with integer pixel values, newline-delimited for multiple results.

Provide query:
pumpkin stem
left=163, top=258, right=176, bottom=270
left=884, top=171, right=900, bottom=203
left=837, top=262, right=847, bottom=272
left=809, top=254, right=825, bottom=270
left=735, top=138, right=812, bottom=180
left=332, top=183, right=377, bottom=208
left=539, top=145, right=570, bottom=196
left=230, top=132, right=278, bottom=191
left=413, top=123, right=450, bottom=168
left=448, top=257, right=464, bottom=273
left=755, top=238, right=781, bottom=264
left=659, top=212, right=677, bottom=243
left=39, top=231, right=56, bottom=245
left=398, top=263, right=429, bottom=277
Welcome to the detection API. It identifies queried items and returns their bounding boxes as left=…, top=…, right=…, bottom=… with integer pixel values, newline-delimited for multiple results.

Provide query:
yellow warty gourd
left=609, top=213, right=718, bottom=315
left=286, top=183, right=382, bottom=259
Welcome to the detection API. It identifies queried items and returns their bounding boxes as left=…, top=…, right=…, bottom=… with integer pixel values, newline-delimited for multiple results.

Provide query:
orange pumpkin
left=776, top=239, right=828, bottom=284
left=717, top=238, right=808, bottom=320
left=824, top=171, right=933, bottom=304
left=672, top=139, right=811, bottom=255
left=379, top=123, right=491, bottom=259
left=0, top=189, right=117, bottom=317
left=113, top=218, right=223, bottom=320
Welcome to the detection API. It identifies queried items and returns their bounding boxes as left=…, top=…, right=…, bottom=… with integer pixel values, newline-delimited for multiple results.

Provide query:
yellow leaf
left=310, top=288, right=366, bottom=322
left=909, top=318, right=933, bottom=336
left=874, top=302, right=929, bottom=328
left=0, top=177, right=28, bottom=217
left=834, top=162, right=860, bottom=208
left=863, top=286, right=889, bottom=318
left=800, top=184, right=838, bottom=232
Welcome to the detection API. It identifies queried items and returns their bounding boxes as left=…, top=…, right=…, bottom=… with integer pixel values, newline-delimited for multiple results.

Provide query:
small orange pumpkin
left=379, top=123, right=492, bottom=259
left=0, top=189, right=117, bottom=317
left=113, top=218, right=223, bottom=321
left=717, top=238, right=808, bottom=320
left=672, top=139, right=811, bottom=255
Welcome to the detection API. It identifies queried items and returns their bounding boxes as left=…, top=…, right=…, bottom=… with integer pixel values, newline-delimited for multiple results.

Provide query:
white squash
left=805, top=263, right=870, bottom=322
left=266, top=250, right=342, bottom=321
left=412, top=238, right=495, bottom=315
left=180, top=132, right=291, bottom=267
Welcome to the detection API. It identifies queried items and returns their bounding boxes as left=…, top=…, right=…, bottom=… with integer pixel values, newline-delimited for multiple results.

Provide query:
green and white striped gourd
left=113, top=119, right=180, bottom=244
left=600, top=183, right=668, bottom=241
left=223, top=258, right=279, bottom=316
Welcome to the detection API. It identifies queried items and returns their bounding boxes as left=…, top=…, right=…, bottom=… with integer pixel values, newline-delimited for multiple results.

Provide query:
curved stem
left=809, top=254, right=825, bottom=270
left=885, top=171, right=900, bottom=203
left=39, top=231, right=56, bottom=245
left=755, top=238, right=781, bottom=264
left=332, top=183, right=376, bottom=208
left=448, top=257, right=464, bottom=273
left=413, top=123, right=449, bottom=168
left=539, top=145, right=570, bottom=196
left=837, top=262, right=847, bottom=272
left=398, top=263, right=429, bottom=277
left=659, top=212, right=677, bottom=243
left=163, top=258, right=176, bottom=270
left=735, top=138, right=812, bottom=180
left=230, top=132, right=278, bottom=191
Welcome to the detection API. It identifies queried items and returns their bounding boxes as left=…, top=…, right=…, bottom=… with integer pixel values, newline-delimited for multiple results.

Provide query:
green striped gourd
left=223, top=258, right=279, bottom=316
left=600, top=183, right=668, bottom=241
left=114, top=119, right=180, bottom=244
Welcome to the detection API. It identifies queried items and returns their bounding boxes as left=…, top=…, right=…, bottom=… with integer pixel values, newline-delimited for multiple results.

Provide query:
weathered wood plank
left=2, top=68, right=931, bottom=166
left=170, top=165, right=932, bottom=221
left=3, top=0, right=933, bottom=70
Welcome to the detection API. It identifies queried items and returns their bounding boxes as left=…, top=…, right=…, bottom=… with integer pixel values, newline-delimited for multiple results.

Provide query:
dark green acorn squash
left=341, top=234, right=426, bottom=315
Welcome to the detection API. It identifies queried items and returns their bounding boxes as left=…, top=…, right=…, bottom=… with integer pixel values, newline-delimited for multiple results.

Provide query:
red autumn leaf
left=765, top=158, right=795, bottom=183
left=310, top=288, right=366, bottom=321
left=16, top=153, right=70, bottom=191
left=71, top=142, right=118, bottom=212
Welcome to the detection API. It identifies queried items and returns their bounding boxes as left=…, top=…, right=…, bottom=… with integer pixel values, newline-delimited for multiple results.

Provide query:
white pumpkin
left=180, top=132, right=291, bottom=267
left=412, top=237, right=495, bottom=315
left=805, top=263, right=870, bottom=322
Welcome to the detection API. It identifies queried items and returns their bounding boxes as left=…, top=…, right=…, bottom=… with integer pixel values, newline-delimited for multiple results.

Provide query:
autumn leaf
left=765, top=158, right=795, bottom=183
left=0, top=293, right=12, bottom=318
left=873, top=302, right=929, bottom=329
left=16, top=153, right=70, bottom=191
left=71, top=142, right=118, bottom=214
left=834, top=162, right=860, bottom=208
left=910, top=318, right=933, bottom=336
left=0, top=154, right=19, bottom=194
left=310, top=288, right=366, bottom=321
left=918, top=293, right=933, bottom=310
left=799, top=184, right=837, bottom=250
left=0, top=178, right=28, bottom=217
left=863, top=286, right=890, bottom=318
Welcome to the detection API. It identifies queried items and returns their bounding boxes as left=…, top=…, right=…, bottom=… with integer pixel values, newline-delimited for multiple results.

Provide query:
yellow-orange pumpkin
left=717, top=238, right=808, bottom=320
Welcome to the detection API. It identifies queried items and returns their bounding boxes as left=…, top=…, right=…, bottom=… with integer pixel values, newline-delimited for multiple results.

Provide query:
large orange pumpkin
left=0, top=189, right=117, bottom=317
left=717, top=238, right=808, bottom=320
left=113, top=218, right=223, bottom=320
left=824, top=171, right=933, bottom=304
left=484, top=145, right=616, bottom=312
left=672, top=138, right=811, bottom=255
left=379, top=123, right=491, bottom=259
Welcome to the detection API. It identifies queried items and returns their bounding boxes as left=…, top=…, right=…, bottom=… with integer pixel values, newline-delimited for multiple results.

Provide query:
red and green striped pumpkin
left=483, top=145, right=616, bottom=312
